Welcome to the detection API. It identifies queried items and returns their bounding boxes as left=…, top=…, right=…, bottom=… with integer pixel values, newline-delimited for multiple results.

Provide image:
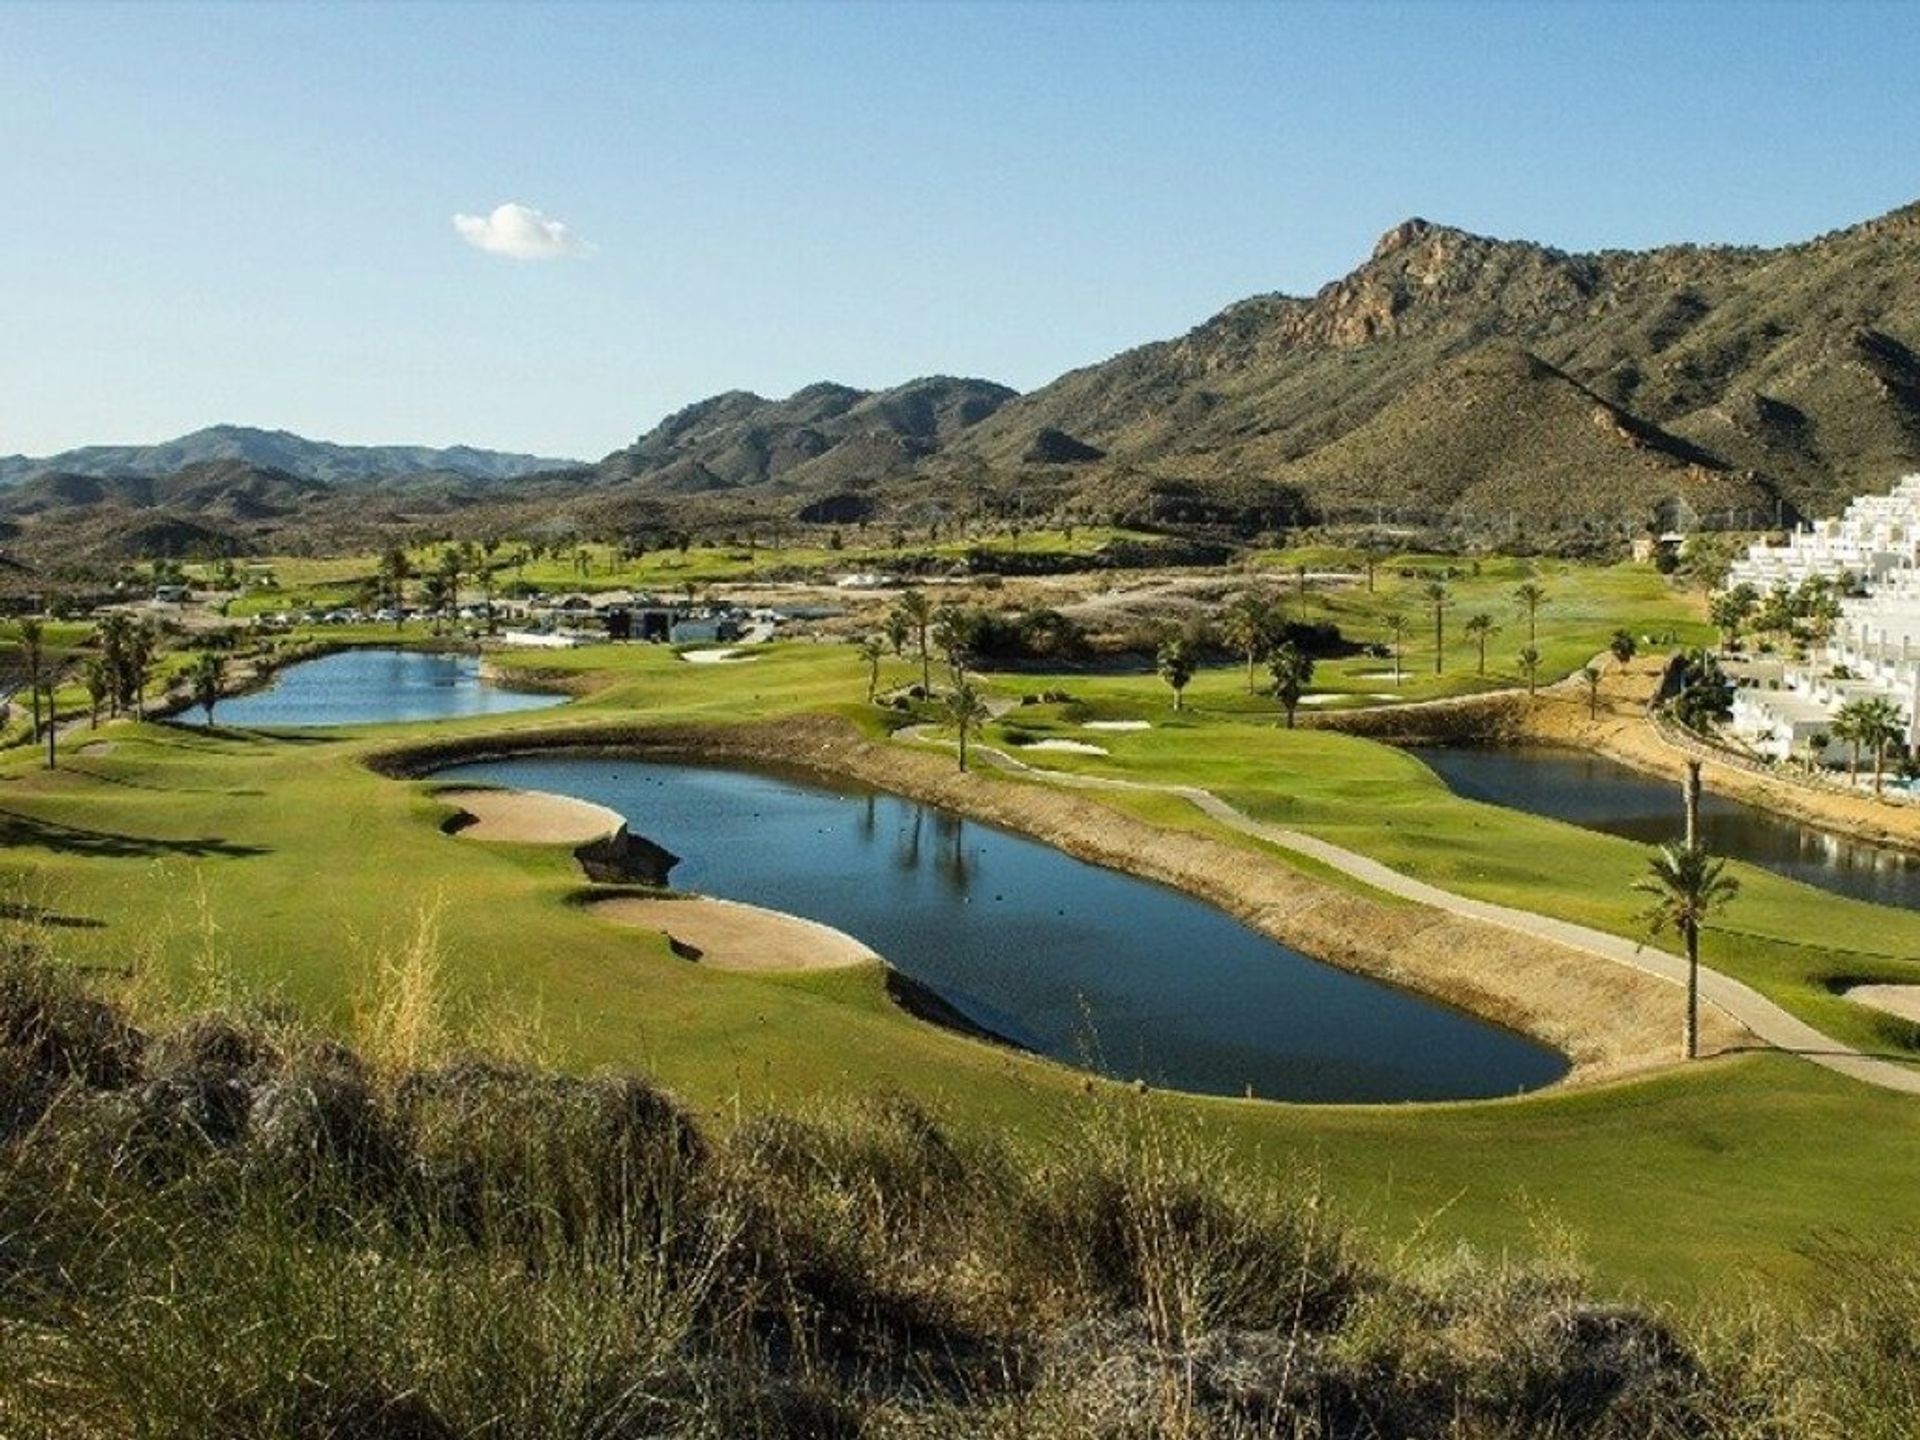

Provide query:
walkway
left=901, top=726, right=1920, bottom=1097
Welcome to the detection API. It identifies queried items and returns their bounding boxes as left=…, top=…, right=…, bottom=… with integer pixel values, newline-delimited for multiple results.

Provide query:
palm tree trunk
left=1246, top=652, right=1255, bottom=693
left=1433, top=609, right=1443, bottom=675
left=1874, top=743, right=1886, bottom=796
left=1477, top=638, right=1486, bottom=676
left=1684, top=920, right=1700, bottom=1060
left=1284, top=701, right=1296, bottom=730
left=957, top=724, right=969, bottom=773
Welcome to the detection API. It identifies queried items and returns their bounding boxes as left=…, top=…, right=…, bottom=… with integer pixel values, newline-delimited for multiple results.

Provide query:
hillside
left=0, top=424, right=579, bottom=487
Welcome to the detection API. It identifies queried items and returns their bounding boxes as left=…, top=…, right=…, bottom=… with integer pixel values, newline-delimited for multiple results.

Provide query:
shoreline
left=372, top=716, right=1748, bottom=1088
left=583, top=892, right=880, bottom=973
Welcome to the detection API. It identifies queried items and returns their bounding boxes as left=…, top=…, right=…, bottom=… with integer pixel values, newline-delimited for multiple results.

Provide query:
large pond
left=201, top=649, right=565, bottom=728
left=1410, top=746, right=1920, bottom=910
left=435, top=755, right=1569, bottom=1104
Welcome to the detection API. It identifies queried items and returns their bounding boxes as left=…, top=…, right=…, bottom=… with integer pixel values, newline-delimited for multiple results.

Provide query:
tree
left=1830, top=701, right=1866, bottom=785
left=1609, top=629, right=1638, bottom=667
left=16, top=619, right=44, bottom=743
left=896, top=590, right=934, bottom=693
left=378, top=548, right=412, bottom=628
left=945, top=680, right=989, bottom=773
left=1842, top=695, right=1905, bottom=795
left=1464, top=613, right=1496, bottom=677
left=1268, top=641, right=1314, bottom=729
left=1513, top=581, right=1548, bottom=645
left=855, top=634, right=885, bottom=702
left=1671, top=651, right=1734, bottom=733
left=1581, top=664, right=1603, bottom=719
left=82, top=658, right=109, bottom=729
left=1424, top=580, right=1450, bottom=675
left=931, top=604, right=971, bottom=683
left=884, top=609, right=910, bottom=659
left=190, top=651, right=226, bottom=726
left=1156, top=637, right=1195, bottom=711
left=1518, top=645, right=1542, bottom=696
left=1634, top=841, right=1740, bottom=1059
left=1220, top=591, right=1278, bottom=693
left=1385, top=611, right=1410, bottom=685
left=1708, top=584, right=1757, bottom=648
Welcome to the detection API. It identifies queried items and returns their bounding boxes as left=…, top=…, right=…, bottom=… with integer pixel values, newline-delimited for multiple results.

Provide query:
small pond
left=199, top=649, right=565, bottom=728
left=1410, top=746, right=1920, bottom=911
left=435, top=755, right=1570, bottom=1104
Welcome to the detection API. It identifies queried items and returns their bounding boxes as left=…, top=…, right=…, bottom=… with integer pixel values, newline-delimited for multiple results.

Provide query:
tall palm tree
left=1156, top=637, right=1196, bottom=711
left=378, top=547, right=411, bottom=628
left=897, top=589, right=934, bottom=693
left=1514, top=581, right=1548, bottom=644
left=1268, top=642, right=1314, bottom=729
left=1464, top=613, right=1496, bottom=677
left=931, top=604, right=970, bottom=683
left=946, top=680, right=989, bottom=773
left=855, top=635, right=885, bottom=701
left=1831, top=699, right=1868, bottom=786
left=1220, top=591, right=1276, bottom=693
left=16, top=618, right=44, bottom=743
left=1518, top=645, right=1542, bottom=696
left=1581, top=664, right=1603, bottom=719
left=884, top=609, right=910, bottom=659
left=82, top=658, right=109, bottom=729
left=1634, top=842, right=1740, bottom=1059
left=1854, top=695, right=1905, bottom=795
left=1424, top=580, right=1450, bottom=675
left=1384, top=611, right=1409, bottom=685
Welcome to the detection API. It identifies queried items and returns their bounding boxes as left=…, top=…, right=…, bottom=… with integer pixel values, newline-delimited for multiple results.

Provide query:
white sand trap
left=1352, top=670, right=1408, bottom=683
left=1022, top=738, right=1109, bottom=755
left=588, top=894, right=879, bottom=973
left=1845, top=984, right=1920, bottom=1025
left=680, top=647, right=757, bottom=665
left=1299, top=693, right=1398, bottom=706
left=440, top=787, right=624, bottom=844
left=1083, top=720, right=1151, bottom=732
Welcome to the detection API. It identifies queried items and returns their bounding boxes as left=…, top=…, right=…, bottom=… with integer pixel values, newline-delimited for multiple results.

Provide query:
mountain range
left=7, top=198, right=1920, bottom=567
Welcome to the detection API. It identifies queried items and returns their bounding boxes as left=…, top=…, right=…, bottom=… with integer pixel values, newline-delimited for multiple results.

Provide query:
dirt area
left=587, top=894, right=879, bottom=972
left=1845, top=984, right=1920, bottom=1025
left=384, top=716, right=1746, bottom=1083
left=438, top=787, right=625, bottom=844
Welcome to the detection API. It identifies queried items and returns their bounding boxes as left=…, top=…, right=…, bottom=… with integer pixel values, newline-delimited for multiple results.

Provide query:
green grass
left=3, top=631, right=1918, bottom=1307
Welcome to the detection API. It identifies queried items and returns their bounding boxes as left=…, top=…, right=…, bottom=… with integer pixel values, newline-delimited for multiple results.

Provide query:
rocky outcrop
left=574, top=826, right=681, bottom=885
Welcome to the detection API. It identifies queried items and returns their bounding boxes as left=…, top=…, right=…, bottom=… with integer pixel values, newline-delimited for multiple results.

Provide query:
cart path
left=897, top=724, right=1920, bottom=1097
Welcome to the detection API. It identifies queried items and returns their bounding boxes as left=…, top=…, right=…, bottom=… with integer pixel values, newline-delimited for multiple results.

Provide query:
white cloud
left=452, top=202, right=594, bottom=261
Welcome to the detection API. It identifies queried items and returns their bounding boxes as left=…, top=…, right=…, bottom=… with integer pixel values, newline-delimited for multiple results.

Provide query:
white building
left=1723, top=474, right=1920, bottom=768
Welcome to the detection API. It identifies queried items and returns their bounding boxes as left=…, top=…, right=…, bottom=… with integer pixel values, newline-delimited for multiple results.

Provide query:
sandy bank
left=439, top=787, right=625, bottom=844
left=1846, top=984, right=1920, bottom=1026
left=680, top=648, right=757, bottom=665
left=588, top=894, right=879, bottom=972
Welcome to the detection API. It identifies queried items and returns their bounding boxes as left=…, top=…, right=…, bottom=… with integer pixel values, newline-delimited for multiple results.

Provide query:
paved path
left=901, top=726, right=1920, bottom=1097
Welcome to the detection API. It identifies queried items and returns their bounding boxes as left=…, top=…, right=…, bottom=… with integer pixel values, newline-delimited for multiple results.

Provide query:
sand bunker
left=1022, top=738, right=1108, bottom=755
left=440, top=787, right=625, bottom=844
left=1352, top=670, right=1408, bottom=683
left=680, top=647, right=757, bottom=665
left=1299, top=693, right=1398, bottom=706
left=1083, top=720, right=1151, bottom=732
left=1845, top=984, right=1920, bottom=1026
left=587, top=894, right=879, bottom=973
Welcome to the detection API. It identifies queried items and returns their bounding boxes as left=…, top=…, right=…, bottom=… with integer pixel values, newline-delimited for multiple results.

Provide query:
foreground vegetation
left=3, top=940, right=1916, bottom=1439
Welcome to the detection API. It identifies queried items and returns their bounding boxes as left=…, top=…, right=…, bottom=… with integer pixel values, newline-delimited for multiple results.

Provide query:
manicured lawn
left=3, top=633, right=1917, bottom=1308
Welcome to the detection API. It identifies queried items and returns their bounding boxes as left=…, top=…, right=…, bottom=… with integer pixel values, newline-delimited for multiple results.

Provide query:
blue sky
left=3, top=1, right=1917, bottom=460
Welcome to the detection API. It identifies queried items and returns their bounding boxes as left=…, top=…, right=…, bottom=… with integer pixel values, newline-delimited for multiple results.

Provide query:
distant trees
left=1424, top=581, right=1450, bottom=675
left=945, top=680, right=989, bottom=773
left=1268, top=642, right=1314, bottom=729
left=191, top=651, right=226, bottom=726
left=1708, top=584, right=1757, bottom=648
left=1156, top=637, right=1196, bottom=711
left=895, top=590, right=933, bottom=693
left=1464, top=613, right=1496, bottom=677
left=1671, top=651, right=1734, bottom=733
left=94, top=613, right=156, bottom=721
left=1513, top=581, right=1548, bottom=645
left=378, top=548, right=411, bottom=628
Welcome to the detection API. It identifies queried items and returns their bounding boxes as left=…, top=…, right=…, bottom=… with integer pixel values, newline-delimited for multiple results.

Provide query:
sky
left=3, top=1, right=1918, bottom=461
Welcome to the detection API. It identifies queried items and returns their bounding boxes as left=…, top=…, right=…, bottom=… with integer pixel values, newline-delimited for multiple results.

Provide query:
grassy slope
left=3, top=593, right=1917, bottom=1305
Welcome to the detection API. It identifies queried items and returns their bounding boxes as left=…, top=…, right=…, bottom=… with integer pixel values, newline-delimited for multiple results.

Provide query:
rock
left=574, top=826, right=681, bottom=884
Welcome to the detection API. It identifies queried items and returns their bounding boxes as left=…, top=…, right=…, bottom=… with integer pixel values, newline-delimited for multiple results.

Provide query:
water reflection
left=435, top=755, right=1569, bottom=1103
left=1410, top=746, right=1920, bottom=909
left=201, top=649, right=565, bottom=728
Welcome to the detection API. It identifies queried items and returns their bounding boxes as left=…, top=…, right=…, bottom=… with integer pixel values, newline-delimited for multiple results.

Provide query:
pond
left=434, top=755, right=1569, bottom=1104
left=1409, top=746, right=1920, bottom=911
left=201, top=649, right=565, bottom=728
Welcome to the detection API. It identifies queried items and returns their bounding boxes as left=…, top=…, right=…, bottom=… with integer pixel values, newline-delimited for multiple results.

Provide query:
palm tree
left=16, top=619, right=44, bottom=743
left=378, top=547, right=411, bottom=629
left=1832, top=699, right=1869, bottom=786
left=1464, top=613, right=1496, bottom=677
left=190, top=651, right=226, bottom=726
left=1514, top=581, right=1548, bottom=645
left=1156, top=637, right=1196, bottom=711
left=931, top=604, right=970, bottom=683
left=897, top=589, right=934, bottom=693
left=1220, top=591, right=1276, bottom=693
left=1268, top=642, right=1314, bottom=729
left=1581, top=664, right=1603, bottom=719
left=1518, top=645, right=1542, bottom=696
left=1424, top=580, right=1450, bottom=675
left=82, top=658, right=109, bottom=729
left=1634, top=841, right=1740, bottom=1059
left=1384, top=611, right=1409, bottom=685
left=884, top=609, right=910, bottom=659
left=1853, top=695, right=1905, bottom=795
left=855, top=635, right=885, bottom=702
left=946, top=680, right=989, bottom=773
left=1609, top=628, right=1638, bottom=667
